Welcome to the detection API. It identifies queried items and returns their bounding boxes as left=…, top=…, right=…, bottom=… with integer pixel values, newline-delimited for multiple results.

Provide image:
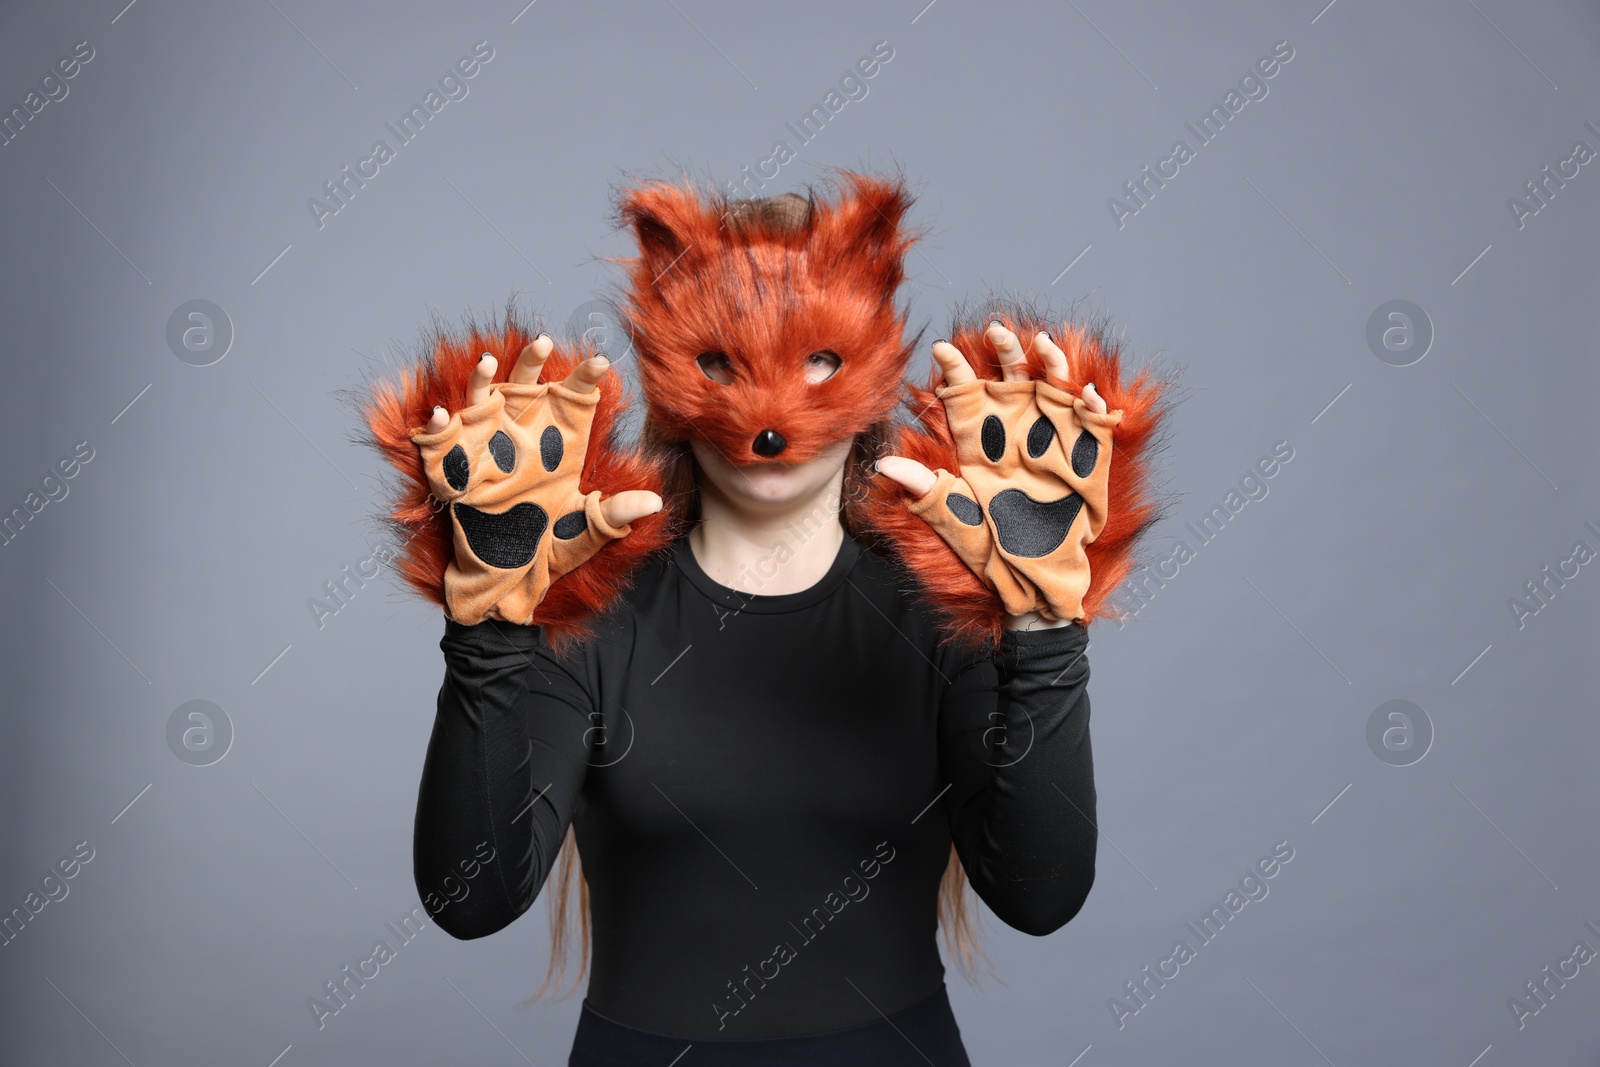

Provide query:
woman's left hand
left=877, top=323, right=1121, bottom=629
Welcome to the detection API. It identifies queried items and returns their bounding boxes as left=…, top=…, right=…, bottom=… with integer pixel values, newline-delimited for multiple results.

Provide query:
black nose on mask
left=752, top=429, right=787, bottom=457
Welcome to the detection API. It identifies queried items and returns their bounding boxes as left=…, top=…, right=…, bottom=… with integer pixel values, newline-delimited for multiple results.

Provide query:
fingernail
left=988, top=319, right=1003, bottom=329
left=592, top=354, right=610, bottom=367
left=479, top=352, right=493, bottom=364
left=537, top=333, right=550, bottom=342
left=933, top=338, right=948, bottom=347
left=433, top=406, right=446, bottom=416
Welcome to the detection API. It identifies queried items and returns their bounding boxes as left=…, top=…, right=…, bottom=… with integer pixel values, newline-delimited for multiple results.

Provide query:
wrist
left=1005, top=610, right=1075, bottom=631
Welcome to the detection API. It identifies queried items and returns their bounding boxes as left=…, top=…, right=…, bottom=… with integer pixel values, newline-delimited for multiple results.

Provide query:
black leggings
left=568, top=982, right=972, bottom=1066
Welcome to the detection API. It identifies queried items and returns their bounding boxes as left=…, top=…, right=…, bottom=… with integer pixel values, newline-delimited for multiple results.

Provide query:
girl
left=357, top=170, right=1170, bottom=1065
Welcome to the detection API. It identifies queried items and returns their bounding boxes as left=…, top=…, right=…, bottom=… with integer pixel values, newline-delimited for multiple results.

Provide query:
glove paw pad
left=946, top=492, right=984, bottom=526
left=987, top=487, right=1085, bottom=559
left=1025, top=416, right=1055, bottom=458
left=1070, top=428, right=1098, bottom=477
left=539, top=425, right=564, bottom=472
left=553, top=509, right=588, bottom=540
left=453, top=500, right=548, bottom=569
left=443, top=444, right=471, bottom=490
left=487, top=431, right=516, bottom=473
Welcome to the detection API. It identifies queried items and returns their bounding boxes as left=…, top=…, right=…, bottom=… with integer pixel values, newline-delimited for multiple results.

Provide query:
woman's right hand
left=414, top=335, right=663, bottom=626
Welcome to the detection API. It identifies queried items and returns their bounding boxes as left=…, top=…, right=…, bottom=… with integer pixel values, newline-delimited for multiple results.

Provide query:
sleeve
left=412, top=615, right=595, bottom=940
left=938, top=621, right=1097, bottom=936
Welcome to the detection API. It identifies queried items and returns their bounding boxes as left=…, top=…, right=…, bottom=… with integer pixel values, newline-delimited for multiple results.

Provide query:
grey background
left=1, top=0, right=1596, bottom=1064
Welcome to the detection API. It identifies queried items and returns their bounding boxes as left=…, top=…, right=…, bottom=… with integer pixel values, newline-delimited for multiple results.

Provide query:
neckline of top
left=672, top=529, right=862, bottom=614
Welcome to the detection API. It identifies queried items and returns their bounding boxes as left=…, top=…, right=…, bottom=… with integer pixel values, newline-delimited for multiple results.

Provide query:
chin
left=694, top=439, right=852, bottom=510
left=732, top=462, right=819, bottom=505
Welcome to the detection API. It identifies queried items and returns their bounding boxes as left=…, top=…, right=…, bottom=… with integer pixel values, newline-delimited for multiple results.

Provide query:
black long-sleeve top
left=413, top=532, right=1097, bottom=1041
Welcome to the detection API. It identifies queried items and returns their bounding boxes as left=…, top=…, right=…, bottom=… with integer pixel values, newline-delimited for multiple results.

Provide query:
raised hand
left=413, top=335, right=662, bottom=626
left=877, top=323, right=1121, bottom=625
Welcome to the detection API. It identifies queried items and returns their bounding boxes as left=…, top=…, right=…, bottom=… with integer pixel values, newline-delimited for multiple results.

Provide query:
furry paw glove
left=410, top=378, right=635, bottom=627
left=907, top=378, right=1122, bottom=623
left=860, top=302, right=1175, bottom=650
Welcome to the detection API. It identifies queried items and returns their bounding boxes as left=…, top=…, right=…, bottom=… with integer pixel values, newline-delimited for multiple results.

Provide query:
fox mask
left=612, top=170, right=923, bottom=465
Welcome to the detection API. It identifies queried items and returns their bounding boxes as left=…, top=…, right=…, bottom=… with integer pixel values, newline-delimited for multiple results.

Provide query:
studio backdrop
left=1, top=1, right=1597, bottom=1064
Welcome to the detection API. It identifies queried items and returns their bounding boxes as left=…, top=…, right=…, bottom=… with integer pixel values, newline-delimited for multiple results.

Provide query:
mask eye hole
left=804, top=349, right=841, bottom=384
left=696, top=351, right=735, bottom=385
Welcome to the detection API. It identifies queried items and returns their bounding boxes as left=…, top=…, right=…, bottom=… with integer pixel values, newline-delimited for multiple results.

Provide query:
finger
left=598, top=489, right=663, bottom=528
left=1033, top=330, right=1070, bottom=383
left=561, top=354, right=610, bottom=394
left=1082, top=381, right=1107, bottom=415
left=988, top=321, right=1030, bottom=382
left=509, top=334, right=555, bottom=385
left=875, top=455, right=938, bottom=498
left=466, top=353, right=497, bottom=408
left=425, top=405, right=449, bottom=433
left=931, top=340, right=977, bottom=386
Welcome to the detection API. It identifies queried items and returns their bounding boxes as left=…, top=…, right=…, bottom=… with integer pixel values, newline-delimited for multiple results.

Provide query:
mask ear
left=814, top=171, right=920, bottom=298
left=831, top=172, right=914, bottom=243
left=617, top=182, right=696, bottom=288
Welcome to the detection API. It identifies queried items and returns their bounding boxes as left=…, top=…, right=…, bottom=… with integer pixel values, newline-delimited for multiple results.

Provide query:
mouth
left=986, top=488, right=1085, bottom=559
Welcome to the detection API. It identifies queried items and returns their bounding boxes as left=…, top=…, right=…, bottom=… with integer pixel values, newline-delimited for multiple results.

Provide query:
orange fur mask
left=610, top=170, right=924, bottom=465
